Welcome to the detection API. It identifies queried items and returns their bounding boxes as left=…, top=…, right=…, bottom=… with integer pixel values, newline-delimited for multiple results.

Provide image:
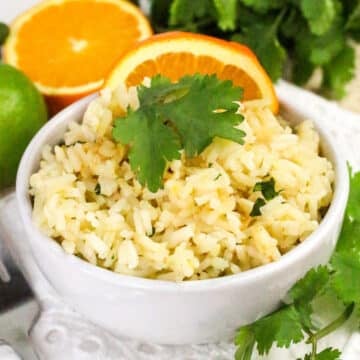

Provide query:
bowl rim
left=16, top=88, right=349, bottom=292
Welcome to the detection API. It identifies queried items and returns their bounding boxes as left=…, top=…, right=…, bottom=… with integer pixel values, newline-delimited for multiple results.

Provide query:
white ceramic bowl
left=16, top=86, right=349, bottom=345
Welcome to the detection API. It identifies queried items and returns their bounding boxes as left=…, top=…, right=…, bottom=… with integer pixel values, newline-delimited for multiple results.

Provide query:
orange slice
left=106, top=32, right=279, bottom=113
left=3, top=0, right=152, bottom=114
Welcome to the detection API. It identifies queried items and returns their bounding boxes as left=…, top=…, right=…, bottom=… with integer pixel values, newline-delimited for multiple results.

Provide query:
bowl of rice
left=16, top=81, right=348, bottom=344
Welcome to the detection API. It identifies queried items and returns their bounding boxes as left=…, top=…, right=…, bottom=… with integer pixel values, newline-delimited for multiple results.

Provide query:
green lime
left=0, top=63, right=47, bottom=189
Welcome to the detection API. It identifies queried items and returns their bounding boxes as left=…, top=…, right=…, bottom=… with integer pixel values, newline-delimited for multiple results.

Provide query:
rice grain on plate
left=30, top=85, right=334, bottom=281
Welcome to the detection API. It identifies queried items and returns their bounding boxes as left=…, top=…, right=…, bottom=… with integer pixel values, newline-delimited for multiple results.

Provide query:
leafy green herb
left=214, top=173, right=222, bottom=181
left=253, top=177, right=279, bottom=200
left=213, top=0, right=238, bottom=31
left=112, top=74, right=245, bottom=192
left=254, top=305, right=305, bottom=354
left=322, top=44, right=355, bottom=99
left=331, top=252, right=360, bottom=304
left=250, top=177, right=280, bottom=217
left=299, top=0, right=337, bottom=36
left=239, top=0, right=286, bottom=13
left=232, top=17, right=286, bottom=81
left=150, top=0, right=360, bottom=98
left=234, top=327, right=255, bottom=360
left=0, top=22, right=9, bottom=46
left=169, top=0, right=216, bottom=32
left=304, top=348, right=341, bottom=360
left=346, top=1, right=360, bottom=40
left=288, top=266, right=330, bottom=330
left=235, top=169, right=360, bottom=359
left=249, top=198, right=266, bottom=217
left=94, top=183, right=101, bottom=195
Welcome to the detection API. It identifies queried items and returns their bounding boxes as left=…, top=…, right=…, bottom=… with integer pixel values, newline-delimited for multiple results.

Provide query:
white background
left=1, top=1, right=39, bottom=23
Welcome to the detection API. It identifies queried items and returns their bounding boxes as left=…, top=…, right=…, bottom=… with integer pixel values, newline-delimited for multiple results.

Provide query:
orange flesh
left=16, top=1, right=144, bottom=87
left=126, top=53, right=262, bottom=101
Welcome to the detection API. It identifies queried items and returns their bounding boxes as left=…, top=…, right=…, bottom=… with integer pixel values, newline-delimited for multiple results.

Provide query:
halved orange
left=105, top=32, right=279, bottom=113
left=3, top=0, right=152, bottom=114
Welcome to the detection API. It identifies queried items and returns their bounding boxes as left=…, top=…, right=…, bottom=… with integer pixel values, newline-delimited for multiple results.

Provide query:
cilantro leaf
left=250, top=198, right=266, bottom=217
left=304, top=348, right=341, bottom=360
left=113, top=108, right=181, bottom=192
left=322, top=44, right=355, bottom=99
left=213, top=0, right=237, bottom=31
left=280, top=7, right=306, bottom=39
left=345, top=169, right=360, bottom=222
left=253, top=177, right=279, bottom=200
left=295, top=18, right=346, bottom=67
left=150, top=0, right=172, bottom=31
left=289, top=266, right=330, bottom=305
left=315, top=348, right=341, bottom=360
left=232, top=10, right=286, bottom=81
left=113, top=74, right=245, bottom=192
left=330, top=252, right=360, bottom=304
left=239, top=0, right=286, bottom=14
left=336, top=170, right=360, bottom=252
left=161, top=74, right=245, bottom=157
left=300, top=0, right=337, bottom=36
left=289, top=266, right=330, bottom=329
left=234, top=326, right=255, bottom=360
left=236, top=3, right=273, bottom=28
left=329, top=167, right=360, bottom=306
left=169, top=0, right=215, bottom=30
left=137, top=75, right=190, bottom=107
left=336, top=217, right=360, bottom=254
left=292, top=57, right=316, bottom=86
left=346, top=1, right=360, bottom=41
left=252, top=305, right=304, bottom=355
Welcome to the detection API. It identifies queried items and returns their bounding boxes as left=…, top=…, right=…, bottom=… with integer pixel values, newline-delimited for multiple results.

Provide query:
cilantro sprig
left=112, top=74, right=245, bottom=192
left=150, top=0, right=360, bottom=99
left=235, top=169, right=360, bottom=360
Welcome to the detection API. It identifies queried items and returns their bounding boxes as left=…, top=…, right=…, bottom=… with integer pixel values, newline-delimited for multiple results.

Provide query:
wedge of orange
left=105, top=32, right=279, bottom=113
left=3, top=0, right=152, bottom=114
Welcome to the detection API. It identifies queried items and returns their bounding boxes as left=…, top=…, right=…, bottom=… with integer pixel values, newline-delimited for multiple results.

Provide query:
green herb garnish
left=253, top=177, right=279, bottom=200
left=249, top=198, right=266, bottom=217
left=112, top=74, right=245, bottom=192
left=235, top=168, right=360, bottom=360
left=150, top=0, right=360, bottom=99
left=250, top=177, right=279, bottom=216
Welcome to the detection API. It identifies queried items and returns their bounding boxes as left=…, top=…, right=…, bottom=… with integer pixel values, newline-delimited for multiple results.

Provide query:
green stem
left=310, top=338, right=317, bottom=360
left=309, top=303, right=355, bottom=343
left=270, top=7, right=288, bottom=34
left=305, top=303, right=355, bottom=358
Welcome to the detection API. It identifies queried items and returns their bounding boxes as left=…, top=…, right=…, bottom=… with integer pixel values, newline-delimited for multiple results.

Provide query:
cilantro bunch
left=235, top=169, right=360, bottom=360
left=149, top=0, right=360, bottom=99
left=112, top=74, right=245, bottom=192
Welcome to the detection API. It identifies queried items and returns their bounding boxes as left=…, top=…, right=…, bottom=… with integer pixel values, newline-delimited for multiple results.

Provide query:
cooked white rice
left=29, top=84, right=334, bottom=281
